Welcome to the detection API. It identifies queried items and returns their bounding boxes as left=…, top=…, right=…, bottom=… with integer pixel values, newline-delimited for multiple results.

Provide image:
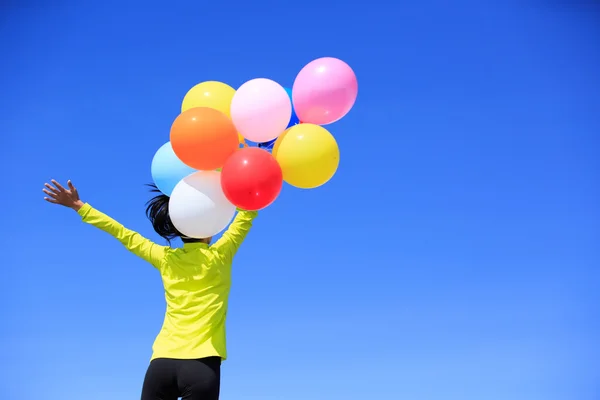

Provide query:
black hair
left=145, top=183, right=182, bottom=244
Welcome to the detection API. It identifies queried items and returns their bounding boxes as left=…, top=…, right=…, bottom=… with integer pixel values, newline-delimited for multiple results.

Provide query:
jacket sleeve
left=77, top=203, right=167, bottom=268
left=213, top=209, right=258, bottom=261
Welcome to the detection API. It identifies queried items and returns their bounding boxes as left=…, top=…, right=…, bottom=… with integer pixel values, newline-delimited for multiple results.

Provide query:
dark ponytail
left=145, top=184, right=181, bottom=244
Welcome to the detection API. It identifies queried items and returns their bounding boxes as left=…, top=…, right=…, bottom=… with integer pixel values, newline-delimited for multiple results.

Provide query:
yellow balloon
left=181, top=81, right=236, bottom=116
left=273, top=124, right=340, bottom=189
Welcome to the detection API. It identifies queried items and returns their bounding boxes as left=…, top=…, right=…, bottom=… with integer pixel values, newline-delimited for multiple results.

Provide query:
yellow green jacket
left=77, top=203, right=258, bottom=361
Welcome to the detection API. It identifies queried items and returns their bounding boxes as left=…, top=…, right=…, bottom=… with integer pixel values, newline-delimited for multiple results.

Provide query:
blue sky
left=1, top=1, right=599, bottom=399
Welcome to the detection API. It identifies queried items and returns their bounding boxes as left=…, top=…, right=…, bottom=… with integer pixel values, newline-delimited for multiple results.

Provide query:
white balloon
left=169, top=171, right=236, bottom=238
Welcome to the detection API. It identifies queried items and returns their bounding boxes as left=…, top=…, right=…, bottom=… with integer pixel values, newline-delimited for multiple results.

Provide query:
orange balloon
left=170, top=107, right=239, bottom=171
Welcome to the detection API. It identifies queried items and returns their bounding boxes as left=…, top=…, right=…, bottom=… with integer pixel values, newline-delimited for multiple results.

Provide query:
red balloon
left=221, top=147, right=283, bottom=211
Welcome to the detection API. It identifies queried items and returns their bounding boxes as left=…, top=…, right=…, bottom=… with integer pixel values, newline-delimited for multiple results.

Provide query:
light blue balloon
left=151, top=142, right=196, bottom=196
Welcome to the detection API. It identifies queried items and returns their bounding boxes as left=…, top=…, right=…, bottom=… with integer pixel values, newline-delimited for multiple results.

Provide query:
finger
left=51, top=179, right=67, bottom=192
left=44, top=197, right=58, bottom=204
left=44, top=183, right=59, bottom=193
left=67, top=180, right=76, bottom=191
left=42, top=188, right=58, bottom=198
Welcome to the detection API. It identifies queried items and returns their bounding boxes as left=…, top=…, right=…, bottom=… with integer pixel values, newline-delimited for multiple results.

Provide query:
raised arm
left=43, top=179, right=166, bottom=268
left=213, top=209, right=258, bottom=261
left=77, top=203, right=166, bottom=267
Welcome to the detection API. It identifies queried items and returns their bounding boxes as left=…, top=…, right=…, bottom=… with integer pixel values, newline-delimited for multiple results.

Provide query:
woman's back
left=154, top=243, right=236, bottom=361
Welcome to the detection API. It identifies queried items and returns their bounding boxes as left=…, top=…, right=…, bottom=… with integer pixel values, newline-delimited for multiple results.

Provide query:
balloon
left=170, top=107, right=239, bottom=171
left=257, top=86, right=299, bottom=150
left=272, top=124, right=339, bottom=189
left=151, top=142, right=196, bottom=196
left=221, top=147, right=283, bottom=211
left=284, top=87, right=300, bottom=128
left=231, top=78, right=291, bottom=143
left=292, top=57, right=358, bottom=125
left=181, top=81, right=236, bottom=117
left=169, top=171, right=236, bottom=238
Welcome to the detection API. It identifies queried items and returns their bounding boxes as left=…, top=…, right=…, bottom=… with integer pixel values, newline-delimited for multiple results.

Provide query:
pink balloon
left=292, top=57, right=358, bottom=125
left=231, top=78, right=292, bottom=143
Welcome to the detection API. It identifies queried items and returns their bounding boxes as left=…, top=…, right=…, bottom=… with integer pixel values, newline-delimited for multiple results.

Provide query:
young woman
left=43, top=179, right=258, bottom=400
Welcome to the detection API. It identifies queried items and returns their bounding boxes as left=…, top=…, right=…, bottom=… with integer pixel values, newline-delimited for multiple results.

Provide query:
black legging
left=141, top=357, right=221, bottom=400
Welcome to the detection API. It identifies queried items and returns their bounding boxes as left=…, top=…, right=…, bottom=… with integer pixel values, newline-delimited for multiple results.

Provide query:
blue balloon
left=284, top=87, right=300, bottom=128
left=151, top=142, right=196, bottom=196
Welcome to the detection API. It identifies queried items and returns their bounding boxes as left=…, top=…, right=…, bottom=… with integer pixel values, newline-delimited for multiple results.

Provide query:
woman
left=43, top=179, right=258, bottom=400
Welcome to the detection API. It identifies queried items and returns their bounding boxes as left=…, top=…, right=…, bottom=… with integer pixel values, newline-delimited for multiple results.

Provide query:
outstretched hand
left=43, top=179, right=84, bottom=211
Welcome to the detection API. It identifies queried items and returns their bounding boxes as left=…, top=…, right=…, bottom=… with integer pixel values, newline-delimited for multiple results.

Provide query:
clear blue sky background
left=1, top=1, right=598, bottom=399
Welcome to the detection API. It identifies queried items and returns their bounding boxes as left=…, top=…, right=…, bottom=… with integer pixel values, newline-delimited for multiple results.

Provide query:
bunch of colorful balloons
left=150, top=57, right=358, bottom=238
